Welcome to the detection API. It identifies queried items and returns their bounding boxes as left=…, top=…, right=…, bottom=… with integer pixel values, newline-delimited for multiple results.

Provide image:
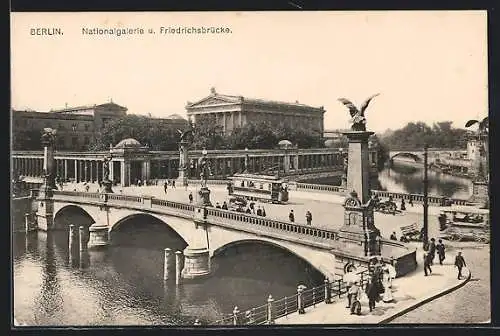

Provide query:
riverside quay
left=12, top=138, right=379, bottom=186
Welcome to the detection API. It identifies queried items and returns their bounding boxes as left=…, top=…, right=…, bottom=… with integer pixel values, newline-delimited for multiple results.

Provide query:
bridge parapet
left=370, top=190, right=470, bottom=206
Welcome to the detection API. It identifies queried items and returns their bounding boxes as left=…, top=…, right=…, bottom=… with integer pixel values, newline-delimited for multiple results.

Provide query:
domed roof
left=114, top=138, right=142, bottom=148
left=167, top=113, right=185, bottom=120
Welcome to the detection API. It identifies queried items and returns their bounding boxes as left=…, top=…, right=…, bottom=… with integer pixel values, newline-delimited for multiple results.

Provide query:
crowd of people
left=344, top=258, right=396, bottom=315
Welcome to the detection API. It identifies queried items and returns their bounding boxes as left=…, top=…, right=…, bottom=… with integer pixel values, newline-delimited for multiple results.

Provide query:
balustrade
left=212, top=269, right=370, bottom=325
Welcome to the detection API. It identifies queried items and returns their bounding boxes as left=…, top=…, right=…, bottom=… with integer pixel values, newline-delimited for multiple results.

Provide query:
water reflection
left=302, top=163, right=472, bottom=199
left=13, top=214, right=324, bottom=326
left=378, top=163, right=472, bottom=199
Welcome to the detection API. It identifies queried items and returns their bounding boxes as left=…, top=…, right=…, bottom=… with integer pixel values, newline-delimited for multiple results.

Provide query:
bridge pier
left=181, top=247, right=211, bottom=280
left=88, top=223, right=110, bottom=249
left=35, top=195, right=54, bottom=231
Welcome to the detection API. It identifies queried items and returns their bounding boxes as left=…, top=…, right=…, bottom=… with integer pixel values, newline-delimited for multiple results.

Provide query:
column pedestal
left=470, top=180, right=489, bottom=207
left=101, top=179, right=114, bottom=193
left=181, top=247, right=211, bottom=280
left=88, top=224, right=109, bottom=248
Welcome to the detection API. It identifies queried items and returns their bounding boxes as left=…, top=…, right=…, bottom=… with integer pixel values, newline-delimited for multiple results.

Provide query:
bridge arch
left=53, top=204, right=96, bottom=230
left=211, top=238, right=334, bottom=280
left=109, top=212, right=192, bottom=248
left=390, top=152, right=421, bottom=162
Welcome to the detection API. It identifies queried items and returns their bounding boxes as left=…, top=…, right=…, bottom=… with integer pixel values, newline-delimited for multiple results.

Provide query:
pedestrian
left=185, top=181, right=188, bottom=191
left=347, top=280, right=361, bottom=314
left=85, top=184, right=90, bottom=192
left=409, top=196, right=414, bottom=207
left=222, top=201, right=228, bottom=210
left=188, top=192, right=193, bottom=204
left=261, top=207, right=267, bottom=217
left=306, top=211, right=312, bottom=225
left=390, top=232, right=397, bottom=241
left=344, top=266, right=356, bottom=308
left=428, top=238, right=436, bottom=265
left=172, top=180, right=176, bottom=188
left=400, top=199, right=406, bottom=211
left=246, top=207, right=252, bottom=214
left=381, top=268, right=393, bottom=303
left=454, top=251, right=467, bottom=280
left=256, top=206, right=263, bottom=216
left=423, top=252, right=432, bottom=276
left=289, top=210, right=295, bottom=222
left=164, top=181, right=168, bottom=194
left=215, top=202, right=221, bottom=209
left=365, top=277, right=378, bottom=312
left=436, top=239, right=446, bottom=265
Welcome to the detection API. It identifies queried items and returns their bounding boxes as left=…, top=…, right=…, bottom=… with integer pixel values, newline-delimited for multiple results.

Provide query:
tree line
left=379, top=121, right=469, bottom=151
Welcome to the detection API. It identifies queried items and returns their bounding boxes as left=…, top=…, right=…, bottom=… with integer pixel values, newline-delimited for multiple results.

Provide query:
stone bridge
left=35, top=190, right=349, bottom=281
left=389, top=149, right=467, bottom=163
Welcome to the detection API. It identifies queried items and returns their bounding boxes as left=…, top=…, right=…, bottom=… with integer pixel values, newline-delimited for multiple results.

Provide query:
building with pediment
left=186, top=88, right=325, bottom=136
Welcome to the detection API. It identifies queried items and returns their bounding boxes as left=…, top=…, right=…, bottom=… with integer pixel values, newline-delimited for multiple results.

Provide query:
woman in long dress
left=382, top=269, right=394, bottom=303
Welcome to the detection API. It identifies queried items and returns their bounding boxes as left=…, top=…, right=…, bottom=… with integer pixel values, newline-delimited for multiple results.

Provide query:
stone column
left=63, top=160, right=68, bottom=181
left=177, top=140, right=189, bottom=187
left=109, top=160, right=114, bottom=182
left=343, top=131, right=373, bottom=203
left=84, top=161, right=88, bottom=182
left=74, top=160, right=78, bottom=182
left=120, top=161, right=126, bottom=186
left=163, top=248, right=174, bottom=280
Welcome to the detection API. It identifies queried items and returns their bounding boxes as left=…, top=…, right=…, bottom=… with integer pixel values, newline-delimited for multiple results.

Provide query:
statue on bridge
left=40, top=128, right=57, bottom=190
left=198, top=156, right=212, bottom=188
left=338, top=94, right=380, bottom=132
left=101, top=154, right=114, bottom=193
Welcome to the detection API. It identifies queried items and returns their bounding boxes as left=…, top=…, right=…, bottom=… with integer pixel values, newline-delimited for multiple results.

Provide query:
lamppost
left=244, top=147, right=249, bottom=173
left=422, top=144, right=429, bottom=250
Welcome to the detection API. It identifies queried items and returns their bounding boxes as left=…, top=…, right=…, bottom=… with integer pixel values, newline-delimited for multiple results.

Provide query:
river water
left=13, top=214, right=324, bottom=326
left=12, top=164, right=473, bottom=326
left=301, top=163, right=473, bottom=200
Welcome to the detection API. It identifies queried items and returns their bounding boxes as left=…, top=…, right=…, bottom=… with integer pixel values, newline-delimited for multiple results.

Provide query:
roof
left=166, top=113, right=186, bottom=120
left=187, top=88, right=325, bottom=111
left=51, top=102, right=127, bottom=113
left=114, top=138, right=142, bottom=148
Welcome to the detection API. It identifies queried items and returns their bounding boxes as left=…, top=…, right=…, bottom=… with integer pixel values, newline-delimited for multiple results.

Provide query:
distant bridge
left=389, top=149, right=467, bottom=163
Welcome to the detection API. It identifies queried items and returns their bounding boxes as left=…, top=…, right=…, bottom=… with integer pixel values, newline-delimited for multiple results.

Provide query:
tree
left=380, top=121, right=468, bottom=151
left=88, top=115, right=183, bottom=151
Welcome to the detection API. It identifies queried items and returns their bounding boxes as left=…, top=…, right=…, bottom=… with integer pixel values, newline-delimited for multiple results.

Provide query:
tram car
left=227, top=173, right=289, bottom=204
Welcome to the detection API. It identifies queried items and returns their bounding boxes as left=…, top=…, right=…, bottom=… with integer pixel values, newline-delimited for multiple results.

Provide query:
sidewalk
left=275, top=258, right=471, bottom=324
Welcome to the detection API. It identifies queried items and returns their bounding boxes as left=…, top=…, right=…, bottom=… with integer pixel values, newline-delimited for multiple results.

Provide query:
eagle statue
left=465, top=116, right=488, bottom=135
left=338, top=94, right=380, bottom=131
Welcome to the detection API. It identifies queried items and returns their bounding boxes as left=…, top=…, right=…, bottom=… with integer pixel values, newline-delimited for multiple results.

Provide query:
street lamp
left=423, top=144, right=429, bottom=250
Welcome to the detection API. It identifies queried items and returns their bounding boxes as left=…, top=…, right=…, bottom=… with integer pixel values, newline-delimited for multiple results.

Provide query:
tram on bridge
left=227, top=173, right=289, bottom=204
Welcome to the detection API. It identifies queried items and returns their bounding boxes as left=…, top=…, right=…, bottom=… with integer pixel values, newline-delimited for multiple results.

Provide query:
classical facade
left=186, top=88, right=325, bottom=135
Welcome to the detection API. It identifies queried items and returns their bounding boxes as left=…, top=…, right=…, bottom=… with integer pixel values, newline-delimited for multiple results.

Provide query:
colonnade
left=12, top=149, right=373, bottom=186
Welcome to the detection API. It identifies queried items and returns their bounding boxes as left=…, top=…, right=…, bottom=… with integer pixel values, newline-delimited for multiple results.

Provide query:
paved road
left=390, top=243, right=490, bottom=324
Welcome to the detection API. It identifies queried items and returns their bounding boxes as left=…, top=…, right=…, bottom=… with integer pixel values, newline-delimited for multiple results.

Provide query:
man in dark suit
left=454, top=251, right=467, bottom=280
left=436, top=239, right=446, bottom=265
left=365, top=278, right=379, bottom=312
left=428, top=238, right=436, bottom=265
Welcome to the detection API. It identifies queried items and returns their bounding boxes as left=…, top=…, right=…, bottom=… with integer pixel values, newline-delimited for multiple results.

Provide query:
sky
left=11, top=11, right=488, bottom=133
